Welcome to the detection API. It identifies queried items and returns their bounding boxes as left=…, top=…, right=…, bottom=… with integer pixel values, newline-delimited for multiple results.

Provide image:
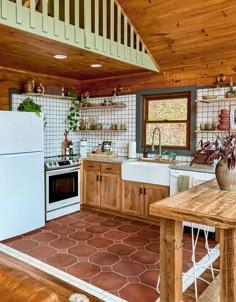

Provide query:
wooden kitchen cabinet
left=122, top=180, right=169, bottom=218
left=122, top=181, right=144, bottom=216
left=143, top=183, right=169, bottom=217
left=83, top=161, right=121, bottom=211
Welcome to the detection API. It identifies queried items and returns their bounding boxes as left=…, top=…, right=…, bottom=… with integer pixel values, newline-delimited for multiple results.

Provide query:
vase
left=215, top=159, right=236, bottom=191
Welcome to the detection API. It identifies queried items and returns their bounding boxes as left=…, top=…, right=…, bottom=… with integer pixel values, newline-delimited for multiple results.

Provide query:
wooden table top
left=150, top=179, right=236, bottom=229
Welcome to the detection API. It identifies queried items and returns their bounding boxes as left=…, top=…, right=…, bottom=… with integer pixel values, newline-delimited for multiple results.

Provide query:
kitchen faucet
left=151, top=126, right=162, bottom=160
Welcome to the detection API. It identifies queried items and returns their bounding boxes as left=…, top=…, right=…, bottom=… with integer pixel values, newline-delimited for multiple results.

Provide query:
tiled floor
left=3, top=209, right=217, bottom=302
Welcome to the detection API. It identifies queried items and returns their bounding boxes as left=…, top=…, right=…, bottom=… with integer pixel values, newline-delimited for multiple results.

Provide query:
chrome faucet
left=151, top=127, right=162, bottom=160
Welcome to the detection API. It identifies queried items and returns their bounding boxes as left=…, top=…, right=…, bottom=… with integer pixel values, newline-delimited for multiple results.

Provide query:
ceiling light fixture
left=90, top=64, right=102, bottom=68
left=54, top=54, right=67, bottom=59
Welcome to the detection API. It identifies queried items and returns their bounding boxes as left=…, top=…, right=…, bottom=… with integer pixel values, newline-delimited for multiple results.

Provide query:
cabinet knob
left=144, top=188, right=146, bottom=195
left=96, top=175, right=99, bottom=181
left=140, top=187, right=143, bottom=194
left=100, top=175, right=103, bottom=182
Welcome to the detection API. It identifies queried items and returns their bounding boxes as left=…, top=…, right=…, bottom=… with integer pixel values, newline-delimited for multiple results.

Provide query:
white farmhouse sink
left=122, top=161, right=170, bottom=186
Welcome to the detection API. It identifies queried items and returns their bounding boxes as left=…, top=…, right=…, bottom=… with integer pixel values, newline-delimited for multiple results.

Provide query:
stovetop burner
left=44, top=155, right=80, bottom=170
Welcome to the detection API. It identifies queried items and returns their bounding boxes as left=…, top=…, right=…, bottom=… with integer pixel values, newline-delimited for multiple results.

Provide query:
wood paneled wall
left=0, top=67, right=81, bottom=111
left=81, top=67, right=236, bottom=96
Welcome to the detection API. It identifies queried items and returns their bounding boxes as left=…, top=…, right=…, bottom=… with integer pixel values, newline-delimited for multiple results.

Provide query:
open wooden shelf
left=21, top=93, right=70, bottom=99
left=78, top=104, right=127, bottom=109
left=195, top=130, right=236, bottom=133
left=76, top=129, right=127, bottom=132
left=195, top=97, right=236, bottom=103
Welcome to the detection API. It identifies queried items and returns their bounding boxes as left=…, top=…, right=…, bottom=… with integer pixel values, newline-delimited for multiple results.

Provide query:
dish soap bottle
left=143, top=149, right=148, bottom=158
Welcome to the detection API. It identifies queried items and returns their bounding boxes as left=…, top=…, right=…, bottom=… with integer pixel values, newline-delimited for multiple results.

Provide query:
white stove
left=44, top=155, right=80, bottom=170
left=44, top=155, right=80, bottom=220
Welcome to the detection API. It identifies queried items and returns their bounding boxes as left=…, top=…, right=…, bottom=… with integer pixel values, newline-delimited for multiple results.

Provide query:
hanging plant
left=66, top=91, right=80, bottom=131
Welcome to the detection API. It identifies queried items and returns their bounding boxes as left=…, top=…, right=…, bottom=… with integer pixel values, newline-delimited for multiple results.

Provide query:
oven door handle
left=46, top=167, right=80, bottom=176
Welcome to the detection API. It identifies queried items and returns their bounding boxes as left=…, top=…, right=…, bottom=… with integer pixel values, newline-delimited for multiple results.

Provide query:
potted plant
left=17, top=97, right=42, bottom=116
left=66, top=91, right=80, bottom=131
left=190, top=135, right=236, bottom=191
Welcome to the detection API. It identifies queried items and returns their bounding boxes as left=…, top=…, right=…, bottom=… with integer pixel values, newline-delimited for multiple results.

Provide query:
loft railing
left=0, top=0, right=158, bottom=72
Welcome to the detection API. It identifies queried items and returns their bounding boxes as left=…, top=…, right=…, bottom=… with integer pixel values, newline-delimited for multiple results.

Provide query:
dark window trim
left=136, top=86, right=197, bottom=156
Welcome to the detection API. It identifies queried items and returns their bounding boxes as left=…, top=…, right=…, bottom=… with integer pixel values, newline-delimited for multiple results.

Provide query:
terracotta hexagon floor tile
left=51, top=226, right=75, bottom=235
left=92, top=272, right=127, bottom=291
left=49, top=238, right=76, bottom=249
left=83, top=215, right=106, bottom=223
left=28, top=246, right=57, bottom=258
left=131, top=251, right=159, bottom=264
left=130, top=220, right=150, bottom=227
left=68, top=262, right=100, bottom=279
left=53, top=216, right=76, bottom=224
left=146, top=242, right=160, bottom=253
left=46, top=253, right=77, bottom=268
left=32, top=233, right=58, bottom=242
left=104, top=230, right=128, bottom=240
left=100, top=220, right=122, bottom=227
left=107, top=243, right=135, bottom=256
left=148, top=224, right=160, bottom=232
left=139, top=270, right=159, bottom=288
left=117, top=224, right=141, bottom=233
left=113, top=260, right=145, bottom=276
left=97, top=212, right=114, bottom=218
left=69, top=231, right=94, bottom=241
left=90, top=252, right=119, bottom=266
left=87, top=238, right=113, bottom=248
left=119, top=283, right=159, bottom=302
left=43, top=221, right=60, bottom=230
left=123, top=236, right=150, bottom=246
left=9, top=239, right=39, bottom=251
left=68, top=245, right=97, bottom=257
left=85, top=226, right=109, bottom=234
left=69, top=221, right=91, bottom=229
left=137, top=229, right=160, bottom=239
left=69, top=211, right=90, bottom=219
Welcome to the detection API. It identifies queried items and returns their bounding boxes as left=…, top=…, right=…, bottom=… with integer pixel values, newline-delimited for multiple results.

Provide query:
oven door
left=46, top=167, right=80, bottom=212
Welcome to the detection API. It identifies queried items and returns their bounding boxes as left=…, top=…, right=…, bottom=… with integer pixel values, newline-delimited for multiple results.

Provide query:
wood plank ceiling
left=1, top=0, right=236, bottom=80
left=117, top=0, right=236, bottom=73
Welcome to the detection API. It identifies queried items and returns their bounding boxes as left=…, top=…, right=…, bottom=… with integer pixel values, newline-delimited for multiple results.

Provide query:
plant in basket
left=190, top=135, right=236, bottom=191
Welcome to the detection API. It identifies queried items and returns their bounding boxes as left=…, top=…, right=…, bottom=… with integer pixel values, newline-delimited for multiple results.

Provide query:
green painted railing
left=0, top=0, right=159, bottom=72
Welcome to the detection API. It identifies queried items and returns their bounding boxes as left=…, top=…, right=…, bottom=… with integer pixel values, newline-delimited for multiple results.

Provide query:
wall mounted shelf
left=77, top=129, right=127, bottom=132
left=195, top=97, right=236, bottom=103
left=195, top=130, right=236, bottom=133
left=22, top=93, right=70, bottom=99
left=78, top=104, right=127, bottom=109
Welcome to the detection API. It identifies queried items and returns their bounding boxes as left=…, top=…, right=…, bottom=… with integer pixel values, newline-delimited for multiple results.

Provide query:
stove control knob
left=48, top=163, right=52, bottom=167
left=72, top=159, right=75, bottom=163
left=53, top=162, right=57, bottom=166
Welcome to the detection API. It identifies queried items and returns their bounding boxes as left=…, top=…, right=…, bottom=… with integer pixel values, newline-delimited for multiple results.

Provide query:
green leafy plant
left=17, top=97, right=42, bottom=116
left=66, top=91, right=80, bottom=131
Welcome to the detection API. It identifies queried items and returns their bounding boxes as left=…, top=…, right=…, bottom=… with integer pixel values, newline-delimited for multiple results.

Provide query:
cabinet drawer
left=101, top=163, right=120, bottom=174
left=83, top=161, right=100, bottom=171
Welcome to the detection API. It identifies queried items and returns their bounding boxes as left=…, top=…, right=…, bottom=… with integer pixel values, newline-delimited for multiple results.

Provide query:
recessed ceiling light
left=90, top=64, right=102, bottom=68
left=54, top=54, right=67, bottom=59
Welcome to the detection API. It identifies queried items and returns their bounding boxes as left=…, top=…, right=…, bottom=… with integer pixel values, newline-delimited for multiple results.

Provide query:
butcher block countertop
left=150, top=178, right=236, bottom=302
left=150, top=178, right=236, bottom=229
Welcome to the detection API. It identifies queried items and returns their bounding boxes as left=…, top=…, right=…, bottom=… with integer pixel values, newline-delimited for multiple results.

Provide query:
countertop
left=170, top=162, right=215, bottom=174
left=150, top=178, right=236, bottom=228
left=81, top=156, right=135, bottom=164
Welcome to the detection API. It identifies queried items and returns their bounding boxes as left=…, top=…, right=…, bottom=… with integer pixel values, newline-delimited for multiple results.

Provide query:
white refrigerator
left=0, top=111, right=45, bottom=240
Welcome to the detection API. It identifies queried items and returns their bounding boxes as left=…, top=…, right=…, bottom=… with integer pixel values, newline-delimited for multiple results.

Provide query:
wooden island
left=150, top=179, right=236, bottom=302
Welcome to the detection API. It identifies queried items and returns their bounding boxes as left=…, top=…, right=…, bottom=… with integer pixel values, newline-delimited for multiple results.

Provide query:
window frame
left=136, top=86, right=197, bottom=156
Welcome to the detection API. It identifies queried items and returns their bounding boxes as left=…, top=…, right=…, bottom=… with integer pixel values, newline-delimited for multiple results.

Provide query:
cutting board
left=88, top=152, right=117, bottom=158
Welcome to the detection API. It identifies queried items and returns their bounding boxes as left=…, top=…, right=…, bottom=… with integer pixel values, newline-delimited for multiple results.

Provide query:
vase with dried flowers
left=190, top=134, right=236, bottom=191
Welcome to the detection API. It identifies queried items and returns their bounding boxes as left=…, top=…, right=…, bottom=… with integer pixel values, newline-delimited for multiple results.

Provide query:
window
left=136, top=86, right=196, bottom=156
left=143, top=92, right=190, bottom=149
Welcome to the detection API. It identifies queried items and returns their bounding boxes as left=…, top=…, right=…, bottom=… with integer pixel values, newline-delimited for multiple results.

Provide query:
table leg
left=220, top=228, right=236, bottom=301
left=160, top=218, right=183, bottom=302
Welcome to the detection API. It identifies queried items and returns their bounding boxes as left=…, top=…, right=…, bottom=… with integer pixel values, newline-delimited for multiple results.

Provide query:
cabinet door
left=100, top=173, right=121, bottom=211
left=144, top=184, right=169, bottom=217
left=83, top=170, right=100, bottom=207
left=122, top=181, right=144, bottom=216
